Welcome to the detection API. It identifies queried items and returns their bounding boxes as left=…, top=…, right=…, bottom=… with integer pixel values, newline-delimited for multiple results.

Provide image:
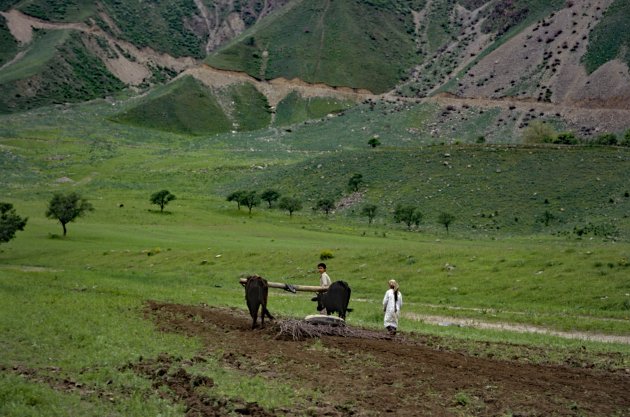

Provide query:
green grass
left=206, top=0, right=419, bottom=93
left=1, top=96, right=629, bottom=416
left=0, top=30, right=71, bottom=84
left=110, top=76, right=233, bottom=135
left=0, top=31, right=125, bottom=113
left=582, top=0, right=630, bottom=73
left=274, top=91, right=355, bottom=126
left=13, top=0, right=204, bottom=58
left=110, top=77, right=275, bottom=135
left=228, top=82, right=272, bottom=131
left=16, top=0, right=97, bottom=22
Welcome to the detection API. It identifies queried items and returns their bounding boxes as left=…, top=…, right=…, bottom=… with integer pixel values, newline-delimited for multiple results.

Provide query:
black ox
left=244, top=275, right=274, bottom=329
left=312, top=280, right=353, bottom=319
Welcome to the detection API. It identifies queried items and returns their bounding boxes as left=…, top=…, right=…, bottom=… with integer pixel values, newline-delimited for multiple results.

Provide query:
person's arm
left=383, top=291, right=389, bottom=311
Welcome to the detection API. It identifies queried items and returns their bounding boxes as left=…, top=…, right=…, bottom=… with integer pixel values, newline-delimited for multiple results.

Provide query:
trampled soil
left=142, top=301, right=630, bottom=417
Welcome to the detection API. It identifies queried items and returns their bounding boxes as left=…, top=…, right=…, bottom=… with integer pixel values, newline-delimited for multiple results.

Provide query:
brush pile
left=274, top=319, right=393, bottom=341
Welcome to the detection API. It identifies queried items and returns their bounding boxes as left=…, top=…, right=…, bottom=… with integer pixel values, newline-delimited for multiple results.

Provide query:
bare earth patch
left=140, top=301, right=630, bottom=416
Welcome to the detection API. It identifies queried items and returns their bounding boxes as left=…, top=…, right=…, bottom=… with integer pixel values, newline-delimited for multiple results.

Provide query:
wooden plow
left=238, top=278, right=327, bottom=293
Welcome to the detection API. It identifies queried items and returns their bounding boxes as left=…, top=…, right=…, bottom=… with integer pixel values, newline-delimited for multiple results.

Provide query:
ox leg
left=260, top=304, right=265, bottom=329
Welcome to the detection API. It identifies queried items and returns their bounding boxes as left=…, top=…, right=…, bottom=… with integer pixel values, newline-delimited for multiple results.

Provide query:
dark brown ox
left=312, top=280, right=353, bottom=319
left=245, top=275, right=274, bottom=329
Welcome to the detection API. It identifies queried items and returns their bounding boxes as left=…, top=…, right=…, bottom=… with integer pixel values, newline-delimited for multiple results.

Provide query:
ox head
left=311, top=293, right=323, bottom=312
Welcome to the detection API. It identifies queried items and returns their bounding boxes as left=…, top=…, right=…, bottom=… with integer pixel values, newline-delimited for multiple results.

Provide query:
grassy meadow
left=1, top=99, right=630, bottom=415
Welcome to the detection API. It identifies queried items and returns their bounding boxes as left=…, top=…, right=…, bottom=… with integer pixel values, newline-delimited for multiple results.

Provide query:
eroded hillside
left=0, top=0, right=629, bottom=137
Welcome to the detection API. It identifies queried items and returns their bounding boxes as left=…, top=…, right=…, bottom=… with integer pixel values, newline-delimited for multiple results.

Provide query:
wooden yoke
left=238, top=278, right=327, bottom=293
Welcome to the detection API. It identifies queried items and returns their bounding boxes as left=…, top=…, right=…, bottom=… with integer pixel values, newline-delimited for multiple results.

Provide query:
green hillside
left=110, top=76, right=272, bottom=135
left=583, top=0, right=630, bottom=73
left=110, top=76, right=233, bottom=135
left=15, top=0, right=96, bottom=22
left=0, top=14, right=17, bottom=67
left=206, top=0, right=422, bottom=93
left=225, top=145, right=630, bottom=237
left=9, top=0, right=205, bottom=58
left=0, top=31, right=124, bottom=113
left=274, top=91, right=355, bottom=126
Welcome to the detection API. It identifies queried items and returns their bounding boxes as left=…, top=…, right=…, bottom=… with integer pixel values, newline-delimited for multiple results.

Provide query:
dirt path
left=405, top=312, right=630, bottom=345
left=143, top=302, right=630, bottom=417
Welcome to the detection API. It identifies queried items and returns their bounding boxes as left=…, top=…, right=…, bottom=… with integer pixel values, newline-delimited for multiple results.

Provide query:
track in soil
left=143, top=301, right=630, bottom=417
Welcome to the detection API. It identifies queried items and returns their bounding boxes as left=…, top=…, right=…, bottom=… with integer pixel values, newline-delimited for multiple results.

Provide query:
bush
left=320, top=250, right=334, bottom=260
left=522, top=121, right=557, bottom=144
left=554, top=132, right=578, bottom=145
left=595, top=133, right=617, bottom=146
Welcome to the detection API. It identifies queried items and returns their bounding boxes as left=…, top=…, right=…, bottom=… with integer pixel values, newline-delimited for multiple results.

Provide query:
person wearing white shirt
left=383, top=279, right=402, bottom=335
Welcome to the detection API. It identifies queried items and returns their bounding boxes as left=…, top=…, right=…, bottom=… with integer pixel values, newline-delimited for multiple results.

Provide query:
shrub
left=320, top=250, right=334, bottom=260
left=595, top=133, right=617, bottom=146
left=522, top=121, right=557, bottom=144
left=554, top=132, right=578, bottom=145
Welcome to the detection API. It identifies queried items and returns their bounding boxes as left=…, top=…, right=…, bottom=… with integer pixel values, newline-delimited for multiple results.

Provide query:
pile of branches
left=274, top=319, right=393, bottom=342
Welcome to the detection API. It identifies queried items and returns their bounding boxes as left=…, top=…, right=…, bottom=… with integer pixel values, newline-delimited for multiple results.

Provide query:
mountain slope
left=0, top=0, right=289, bottom=112
left=0, top=0, right=628, bottom=138
left=205, top=0, right=422, bottom=93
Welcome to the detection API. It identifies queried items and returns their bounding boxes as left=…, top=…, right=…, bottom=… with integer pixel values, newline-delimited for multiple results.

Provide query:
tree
left=394, top=204, right=422, bottom=230
left=0, top=202, right=28, bottom=245
left=622, top=129, right=630, bottom=147
left=522, top=121, right=557, bottom=144
left=150, top=190, right=176, bottom=212
left=279, top=196, right=302, bottom=217
left=45, top=192, right=93, bottom=236
left=538, top=210, right=556, bottom=227
left=438, top=212, right=455, bottom=234
left=227, top=190, right=247, bottom=210
left=348, top=173, right=363, bottom=192
left=317, top=198, right=335, bottom=216
left=361, top=204, right=378, bottom=225
left=241, top=191, right=260, bottom=215
left=368, top=137, right=381, bottom=148
left=261, top=189, right=281, bottom=208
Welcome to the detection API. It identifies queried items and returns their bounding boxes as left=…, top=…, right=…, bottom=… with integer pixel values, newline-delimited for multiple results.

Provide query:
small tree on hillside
left=622, top=129, right=630, bottom=147
left=368, top=137, right=381, bottom=148
left=150, top=190, right=176, bottom=212
left=438, top=212, right=455, bottom=234
left=45, top=192, right=93, bottom=236
left=394, top=204, right=422, bottom=230
left=261, top=189, right=281, bottom=208
left=227, top=190, right=247, bottom=210
left=279, top=196, right=302, bottom=217
left=317, top=198, right=335, bottom=216
left=348, top=173, right=363, bottom=192
left=538, top=210, right=556, bottom=227
left=241, top=191, right=260, bottom=215
left=0, top=202, right=28, bottom=245
left=361, top=203, right=378, bottom=225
